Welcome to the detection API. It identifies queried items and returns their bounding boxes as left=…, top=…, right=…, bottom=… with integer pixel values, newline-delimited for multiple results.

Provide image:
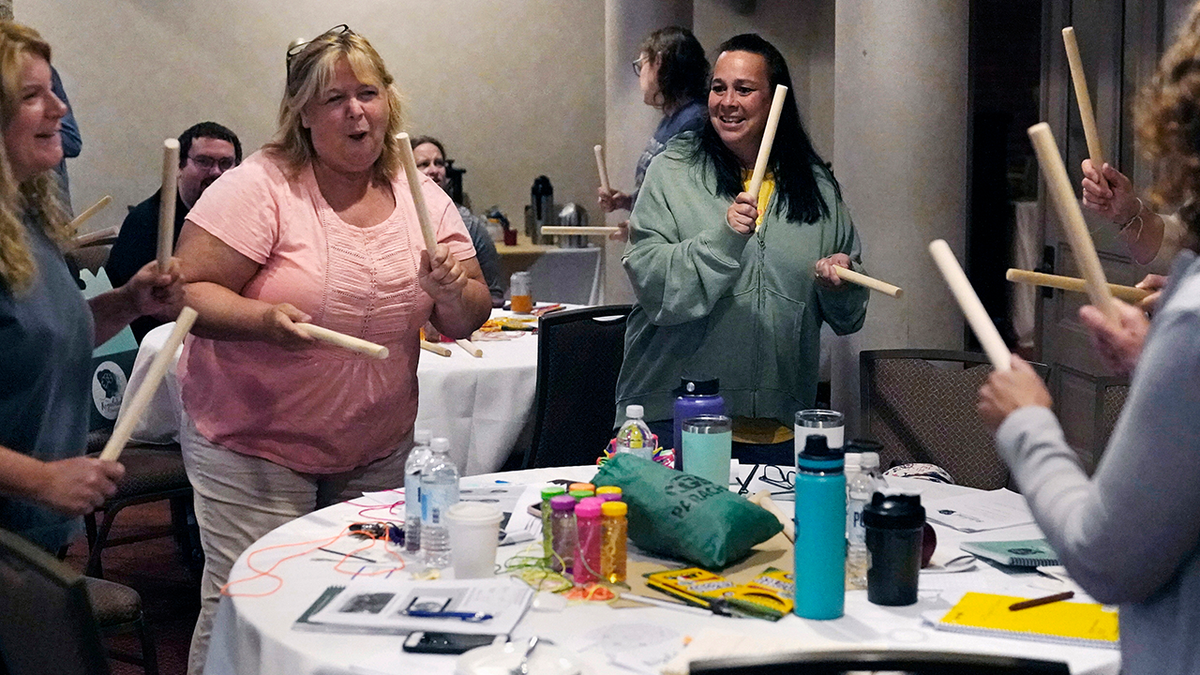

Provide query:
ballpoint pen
left=402, top=610, right=493, bottom=622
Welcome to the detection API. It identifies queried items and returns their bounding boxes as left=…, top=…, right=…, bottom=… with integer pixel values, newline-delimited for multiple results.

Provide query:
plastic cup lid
left=446, top=502, right=502, bottom=524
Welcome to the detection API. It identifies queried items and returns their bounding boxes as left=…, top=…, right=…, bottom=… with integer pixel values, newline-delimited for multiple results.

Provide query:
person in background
left=979, top=6, right=1200, bottom=671
left=173, top=25, right=489, bottom=674
left=49, top=66, right=79, bottom=212
left=0, top=21, right=181, bottom=553
left=106, top=121, right=241, bottom=341
left=616, top=34, right=868, bottom=462
left=598, top=26, right=708, bottom=242
left=411, top=135, right=504, bottom=306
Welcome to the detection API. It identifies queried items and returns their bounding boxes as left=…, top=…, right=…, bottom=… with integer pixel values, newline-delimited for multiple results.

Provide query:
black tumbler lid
left=796, top=435, right=844, bottom=472
left=844, top=438, right=883, bottom=454
left=676, top=376, right=719, bottom=396
left=863, top=492, right=925, bottom=529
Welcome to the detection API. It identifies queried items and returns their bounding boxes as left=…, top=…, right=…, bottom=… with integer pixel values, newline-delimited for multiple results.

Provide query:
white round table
left=201, top=466, right=1121, bottom=675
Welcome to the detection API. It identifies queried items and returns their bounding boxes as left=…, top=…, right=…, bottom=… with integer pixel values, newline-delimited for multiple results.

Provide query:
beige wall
left=21, top=1, right=604, bottom=232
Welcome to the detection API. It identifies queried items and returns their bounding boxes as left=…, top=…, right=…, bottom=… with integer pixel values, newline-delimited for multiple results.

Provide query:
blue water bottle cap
left=797, top=435, right=844, bottom=472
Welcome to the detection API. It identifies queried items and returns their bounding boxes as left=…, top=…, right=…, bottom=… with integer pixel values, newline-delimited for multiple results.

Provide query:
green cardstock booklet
left=960, top=539, right=1059, bottom=567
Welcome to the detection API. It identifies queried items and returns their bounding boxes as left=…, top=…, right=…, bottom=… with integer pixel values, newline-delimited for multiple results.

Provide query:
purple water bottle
left=673, top=377, right=724, bottom=472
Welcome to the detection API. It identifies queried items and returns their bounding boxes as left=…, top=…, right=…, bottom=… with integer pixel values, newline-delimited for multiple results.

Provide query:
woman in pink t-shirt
left=172, top=26, right=491, bottom=674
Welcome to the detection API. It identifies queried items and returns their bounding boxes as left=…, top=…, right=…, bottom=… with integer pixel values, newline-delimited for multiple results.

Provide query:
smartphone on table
left=402, top=631, right=505, bottom=655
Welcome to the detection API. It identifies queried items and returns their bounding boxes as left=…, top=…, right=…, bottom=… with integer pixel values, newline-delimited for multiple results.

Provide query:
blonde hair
left=264, top=28, right=406, bottom=185
left=0, top=21, right=71, bottom=292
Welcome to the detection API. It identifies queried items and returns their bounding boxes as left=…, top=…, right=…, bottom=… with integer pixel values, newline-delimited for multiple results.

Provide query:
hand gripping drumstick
left=747, top=84, right=789, bottom=197
left=70, top=195, right=113, bottom=231
left=929, top=240, right=1011, bottom=371
left=296, top=323, right=389, bottom=359
left=100, top=306, right=198, bottom=461
left=1062, top=27, right=1105, bottom=168
left=157, top=139, right=180, bottom=271
left=396, top=133, right=440, bottom=254
left=832, top=266, right=904, bottom=298
left=1027, top=123, right=1118, bottom=320
left=1005, top=269, right=1149, bottom=304
left=593, top=144, right=611, bottom=194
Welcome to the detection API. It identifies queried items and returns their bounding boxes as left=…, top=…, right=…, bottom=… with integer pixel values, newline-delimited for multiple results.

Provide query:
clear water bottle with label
left=403, top=429, right=433, bottom=553
left=420, top=438, right=459, bottom=568
left=614, top=404, right=656, bottom=460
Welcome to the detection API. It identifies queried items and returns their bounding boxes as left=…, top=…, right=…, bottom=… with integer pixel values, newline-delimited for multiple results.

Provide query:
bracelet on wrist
left=1117, top=198, right=1144, bottom=232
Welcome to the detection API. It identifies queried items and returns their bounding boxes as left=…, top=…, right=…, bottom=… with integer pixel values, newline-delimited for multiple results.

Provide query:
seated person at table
left=615, top=34, right=868, bottom=458
left=979, top=10, right=1200, bottom=671
left=106, top=121, right=241, bottom=340
left=0, top=21, right=181, bottom=553
left=173, top=25, right=490, bottom=675
left=411, top=135, right=504, bottom=306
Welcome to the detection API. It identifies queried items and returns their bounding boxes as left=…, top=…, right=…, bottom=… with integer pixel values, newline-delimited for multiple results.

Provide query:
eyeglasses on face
left=188, top=155, right=236, bottom=172
left=286, top=24, right=354, bottom=69
left=631, top=55, right=646, bottom=76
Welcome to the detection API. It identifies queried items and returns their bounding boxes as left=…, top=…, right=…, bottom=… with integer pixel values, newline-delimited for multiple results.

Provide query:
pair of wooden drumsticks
left=97, top=133, right=478, bottom=463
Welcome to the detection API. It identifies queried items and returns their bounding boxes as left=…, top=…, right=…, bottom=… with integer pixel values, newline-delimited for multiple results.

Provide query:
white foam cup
left=446, top=502, right=503, bottom=579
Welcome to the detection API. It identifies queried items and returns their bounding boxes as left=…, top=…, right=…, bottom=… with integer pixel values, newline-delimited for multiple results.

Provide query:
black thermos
left=863, top=492, right=925, bottom=606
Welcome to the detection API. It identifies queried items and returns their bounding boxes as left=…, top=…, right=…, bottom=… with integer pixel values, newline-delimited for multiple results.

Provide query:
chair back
left=1091, top=375, right=1129, bottom=470
left=0, top=528, right=110, bottom=675
left=522, top=305, right=632, bottom=468
left=692, top=649, right=1070, bottom=675
left=859, top=349, right=1049, bottom=490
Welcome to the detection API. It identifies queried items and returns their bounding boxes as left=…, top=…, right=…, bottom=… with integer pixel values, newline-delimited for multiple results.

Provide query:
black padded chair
left=691, top=649, right=1070, bottom=675
left=859, top=349, right=1050, bottom=490
left=521, top=305, right=632, bottom=469
left=0, top=527, right=110, bottom=675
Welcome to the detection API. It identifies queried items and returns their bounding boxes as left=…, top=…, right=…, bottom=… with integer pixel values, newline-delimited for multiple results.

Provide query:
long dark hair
left=641, top=26, right=708, bottom=112
left=690, top=34, right=837, bottom=224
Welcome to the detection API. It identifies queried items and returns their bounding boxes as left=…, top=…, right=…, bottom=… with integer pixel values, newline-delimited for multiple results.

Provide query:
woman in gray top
left=978, top=7, right=1200, bottom=671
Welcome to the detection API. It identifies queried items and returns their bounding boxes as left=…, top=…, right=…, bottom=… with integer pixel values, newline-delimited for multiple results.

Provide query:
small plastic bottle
left=420, top=438, right=459, bottom=569
left=568, top=482, right=595, bottom=493
left=549, top=495, right=577, bottom=573
left=615, top=404, right=657, bottom=460
left=540, top=485, right=566, bottom=560
left=573, top=497, right=604, bottom=585
left=600, top=500, right=628, bottom=583
left=403, top=429, right=433, bottom=553
left=844, top=442, right=876, bottom=590
left=595, top=486, right=623, bottom=502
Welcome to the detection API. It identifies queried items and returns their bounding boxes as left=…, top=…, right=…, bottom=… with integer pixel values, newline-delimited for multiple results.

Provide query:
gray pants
left=182, top=412, right=411, bottom=675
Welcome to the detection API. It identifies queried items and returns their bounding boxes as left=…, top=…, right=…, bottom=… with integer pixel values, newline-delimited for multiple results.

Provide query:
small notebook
left=925, top=591, right=1118, bottom=649
left=960, top=539, right=1059, bottom=567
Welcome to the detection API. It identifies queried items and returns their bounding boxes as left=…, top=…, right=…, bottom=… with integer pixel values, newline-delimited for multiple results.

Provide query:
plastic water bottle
left=420, top=438, right=459, bottom=568
left=844, top=440, right=878, bottom=590
left=794, top=434, right=845, bottom=620
left=615, top=404, right=656, bottom=460
left=404, top=429, right=433, bottom=553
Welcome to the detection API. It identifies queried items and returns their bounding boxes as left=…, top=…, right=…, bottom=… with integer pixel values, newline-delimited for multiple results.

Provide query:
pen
left=1009, top=590, right=1074, bottom=611
left=317, top=547, right=377, bottom=563
left=403, top=610, right=493, bottom=622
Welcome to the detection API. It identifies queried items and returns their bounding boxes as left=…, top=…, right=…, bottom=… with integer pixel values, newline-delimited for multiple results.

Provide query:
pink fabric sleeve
left=185, top=152, right=283, bottom=265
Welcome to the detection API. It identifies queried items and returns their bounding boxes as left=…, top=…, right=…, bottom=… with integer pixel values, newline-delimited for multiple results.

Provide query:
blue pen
left=402, top=610, right=493, bottom=622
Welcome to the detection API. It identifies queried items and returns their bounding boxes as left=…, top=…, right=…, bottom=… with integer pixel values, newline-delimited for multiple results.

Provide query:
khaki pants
left=182, top=412, right=411, bottom=675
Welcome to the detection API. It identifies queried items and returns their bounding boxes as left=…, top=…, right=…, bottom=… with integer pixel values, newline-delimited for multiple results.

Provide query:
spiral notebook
left=960, top=539, right=1059, bottom=567
left=924, top=592, right=1118, bottom=649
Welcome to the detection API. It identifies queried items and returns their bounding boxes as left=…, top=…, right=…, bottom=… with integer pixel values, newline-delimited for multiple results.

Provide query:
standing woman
left=0, top=22, right=180, bottom=552
left=598, top=26, right=708, bottom=241
left=173, top=25, right=490, bottom=673
left=979, top=5, right=1200, bottom=671
left=616, top=34, right=868, bottom=456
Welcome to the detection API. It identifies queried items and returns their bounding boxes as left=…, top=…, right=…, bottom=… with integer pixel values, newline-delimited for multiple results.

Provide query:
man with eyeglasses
left=106, top=121, right=241, bottom=340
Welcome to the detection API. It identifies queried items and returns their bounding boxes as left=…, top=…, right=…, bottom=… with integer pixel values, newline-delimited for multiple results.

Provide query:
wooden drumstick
left=539, top=226, right=620, bottom=236
left=69, top=195, right=113, bottom=230
left=1006, top=269, right=1150, bottom=304
left=1062, top=27, right=1104, bottom=168
left=296, top=323, right=389, bottom=360
left=749, top=490, right=795, bottom=543
left=420, top=339, right=451, bottom=357
left=100, top=306, right=198, bottom=462
left=593, top=144, right=611, bottom=194
left=455, top=338, right=483, bottom=358
left=158, top=139, right=180, bottom=271
left=832, top=266, right=904, bottom=298
left=72, top=225, right=120, bottom=248
left=747, top=84, right=789, bottom=197
left=928, top=240, right=1011, bottom=371
left=1027, top=123, right=1118, bottom=319
left=396, top=133, right=440, bottom=253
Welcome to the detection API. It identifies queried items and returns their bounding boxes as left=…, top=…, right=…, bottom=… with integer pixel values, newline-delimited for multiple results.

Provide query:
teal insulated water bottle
left=794, top=434, right=846, bottom=619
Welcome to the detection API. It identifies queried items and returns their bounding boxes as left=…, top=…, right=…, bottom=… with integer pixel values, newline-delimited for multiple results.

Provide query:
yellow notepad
left=930, top=592, right=1118, bottom=648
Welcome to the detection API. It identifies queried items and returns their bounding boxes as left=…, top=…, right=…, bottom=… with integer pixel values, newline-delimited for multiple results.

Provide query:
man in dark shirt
left=106, top=122, right=241, bottom=340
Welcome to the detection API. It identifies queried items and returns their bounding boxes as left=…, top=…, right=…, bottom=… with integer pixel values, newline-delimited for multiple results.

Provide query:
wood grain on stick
left=1062, top=27, right=1105, bottom=167
left=1027, top=122, right=1118, bottom=319
left=99, top=307, right=198, bottom=461
left=593, top=144, right=611, bottom=193
left=396, top=133, right=440, bottom=253
left=1006, top=268, right=1149, bottom=303
left=455, top=338, right=483, bottom=358
left=747, top=84, right=789, bottom=197
left=420, top=339, right=451, bottom=357
left=70, top=195, right=113, bottom=231
left=928, top=240, right=1011, bottom=371
left=297, top=323, right=389, bottom=360
left=157, top=139, right=180, bottom=271
left=832, top=266, right=904, bottom=298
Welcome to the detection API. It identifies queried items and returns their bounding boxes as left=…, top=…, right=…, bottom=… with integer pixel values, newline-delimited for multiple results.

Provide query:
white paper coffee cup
left=446, top=502, right=503, bottom=579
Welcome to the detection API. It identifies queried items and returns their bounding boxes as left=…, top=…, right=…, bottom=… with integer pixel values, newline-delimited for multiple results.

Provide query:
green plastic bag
left=593, top=454, right=783, bottom=569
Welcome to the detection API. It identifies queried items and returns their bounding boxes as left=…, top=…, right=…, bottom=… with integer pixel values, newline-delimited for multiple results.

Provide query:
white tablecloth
left=202, top=467, right=1120, bottom=675
left=116, top=310, right=540, bottom=475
